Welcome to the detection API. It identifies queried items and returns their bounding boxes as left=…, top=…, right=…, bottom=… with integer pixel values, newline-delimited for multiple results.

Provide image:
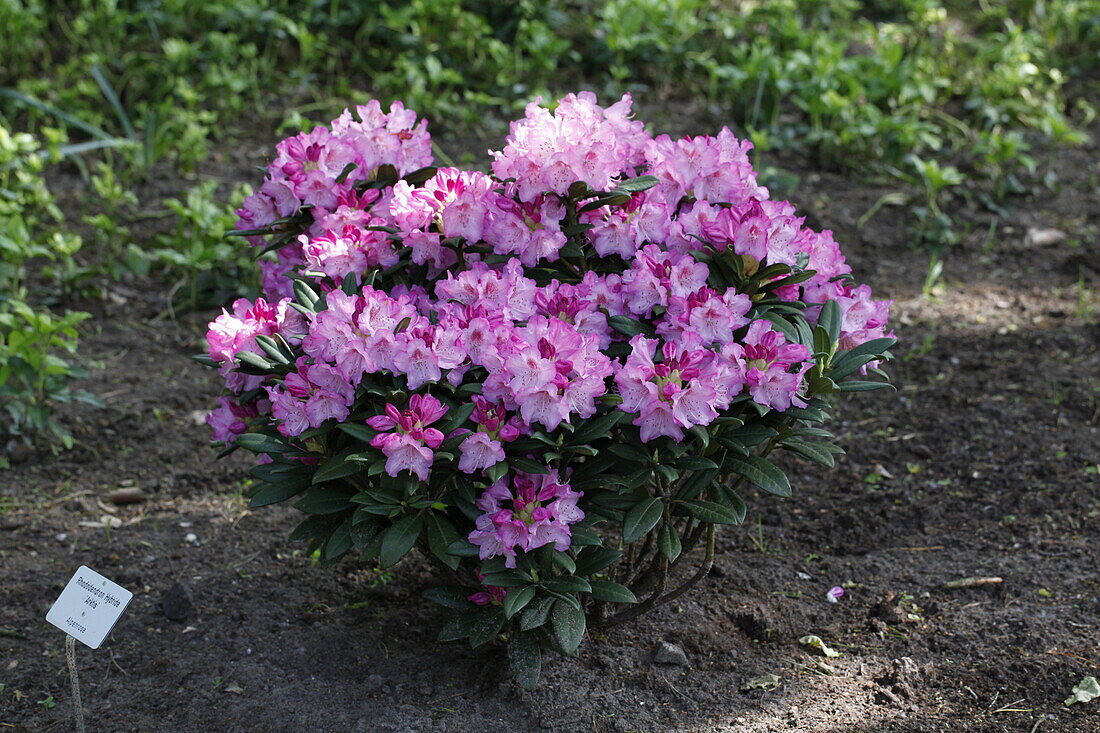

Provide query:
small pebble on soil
left=653, top=640, right=688, bottom=666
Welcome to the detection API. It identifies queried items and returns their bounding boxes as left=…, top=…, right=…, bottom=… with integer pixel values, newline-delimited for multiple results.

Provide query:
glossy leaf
left=551, top=599, right=586, bottom=655
left=622, top=497, right=663, bottom=543
left=727, top=453, right=791, bottom=497
left=379, top=514, right=423, bottom=568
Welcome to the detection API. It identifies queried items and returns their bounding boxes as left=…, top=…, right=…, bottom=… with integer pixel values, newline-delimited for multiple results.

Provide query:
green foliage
left=148, top=181, right=257, bottom=309
left=0, top=123, right=96, bottom=451
left=0, top=299, right=100, bottom=450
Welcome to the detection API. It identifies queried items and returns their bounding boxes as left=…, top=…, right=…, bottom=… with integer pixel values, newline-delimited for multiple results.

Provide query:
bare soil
left=1, top=118, right=1098, bottom=732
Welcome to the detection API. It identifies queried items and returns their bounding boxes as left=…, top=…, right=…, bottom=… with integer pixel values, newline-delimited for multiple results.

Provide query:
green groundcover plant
left=199, top=93, right=895, bottom=688
left=0, top=125, right=97, bottom=454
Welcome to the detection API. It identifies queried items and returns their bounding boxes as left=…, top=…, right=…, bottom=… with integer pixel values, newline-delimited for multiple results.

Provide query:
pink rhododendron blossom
left=213, top=93, right=890, bottom=455
left=457, top=396, right=526, bottom=474
left=264, top=359, right=354, bottom=437
left=482, top=316, right=613, bottom=431
left=616, top=333, right=744, bottom=441
left=658, top=287, right=752, bottom=344
left=723, top=321, right=812, bottom=411
left=622, top=245, right=710, bottom=317
left=831, top=283, right=895, bottom=351
left=491, top=91, right=648, bottom=201
left=206, top=297, right=305, bottom=365
left=206, top=396, right=261, bottom=443
left=367, top=394, right=449, bottom=480
left=645, top=127, right=766, bottom=206
left=468, top=470, right=584, bottom=568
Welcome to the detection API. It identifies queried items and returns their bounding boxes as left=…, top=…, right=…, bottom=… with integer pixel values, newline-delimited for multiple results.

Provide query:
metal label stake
left=66, top=635, right=86, bottom=733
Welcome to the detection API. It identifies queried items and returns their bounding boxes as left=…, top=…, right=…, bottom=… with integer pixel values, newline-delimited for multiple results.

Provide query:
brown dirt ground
left=1, top=112, right=1098, bottom=732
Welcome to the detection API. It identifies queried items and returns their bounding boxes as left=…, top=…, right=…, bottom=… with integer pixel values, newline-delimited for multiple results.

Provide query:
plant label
left=46, top=566, right=132, bottom=650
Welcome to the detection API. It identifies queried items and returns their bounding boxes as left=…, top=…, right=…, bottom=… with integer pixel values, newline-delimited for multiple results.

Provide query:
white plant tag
left=46, top=566, right=132, bottom=650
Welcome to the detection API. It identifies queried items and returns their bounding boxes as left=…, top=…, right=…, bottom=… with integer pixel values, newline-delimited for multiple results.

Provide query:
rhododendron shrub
left=199, top=94, right=895, bottom=689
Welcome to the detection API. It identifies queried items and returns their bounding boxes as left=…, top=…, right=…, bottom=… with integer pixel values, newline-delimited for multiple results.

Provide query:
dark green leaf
left=674, top=455, right=719, bottom=471
left=711, top=485, right=748, bottom=524
left=248, top=477, right=310, bottom=507
left=423, top=585, right=474, bottom=609
left=551, top=551, right=576, bottom=574
left=828, top=354, right=879, bottom=381
left=520, top=596, right=555, bottom=631
left=438, top=609, right=477, bottom=642
left=445, top=538, right=481, bottom=557
left=727, top=454, right=791, bottom=497
left=607, top=314, right=655, bottom=338
left=235, top=350, right=275, bottom=373
left=568, top=526, right=603, bottom=547
left=837, top=380, right=893, bottom=392
left=543, top=576, right=592, bottom=594
left=677, top=498, right=743, bottom=524
left=486, top=460, right=509, bottom=484
left=818, top=299, right=842, bottom=345
left=507, top=456, right=550, bottom=474
left=675, top=467, right=718, bottom=500
left=588, top=579, right=638, bottom=604
left=834, top=337, right=895, bottom=366
left=426, top=513, right=461, bottom=570
left=312, top=452, right=362, bottom=484
left=288, top=513, right=342, bottom=542
left=403, top=166, right=438, bottom=185
left=440, top=402, right=476, bottom=434
left=608, top=443, right=650, bottom=464
left=379, top=514, right=423, bottom=568
left=723, top=424, right=778, bottom=447
left=658, top=524, right=682, bottom=561
left=350, top=516, right=383, bottom=547
left=614, top=175, right=659, bottom=193
left=551, top=600, right=586, bottom=655
left=336, top=423, right=379, bottom=443
left=293, top=279, right=320, bottom=310
left=760, top=313, right=799, bottom=342
left=293, top=490, right=355, bottom=514
left=468, top=606, right=506, bottom=648
left=570, top=410, right=626, bottom=446
left=573, top=547, right=621, bottom=576
left=781, top=438, right=836, bottom=467
left=323, top=518, right=353, bottom=560
left=508, top=631, right=542, bottom=690
left=622, top=497, right=663, bottom=543
left=480, top=570, right=531, bottom=588
left=503, top=585, right=536, bottom=619
left=235, top=432, right=292, bottom=454
left=254, top=334, right=292, bottom=365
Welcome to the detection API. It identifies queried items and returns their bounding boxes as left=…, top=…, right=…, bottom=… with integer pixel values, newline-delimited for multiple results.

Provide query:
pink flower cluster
left=266, top=358, right=354, bottom=437
left=366, top=394, right=448, bottom=481
left=206, top=296, right=305, bottom=393
left=468, top=470, right=584, bottom=568
left=236, top=100, right=431, bottom=232
left=492, top=91, right=649, bottom=200
left=457, top=396, right=526, bottom=474
left=207, top=92, right=894, bottom=567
